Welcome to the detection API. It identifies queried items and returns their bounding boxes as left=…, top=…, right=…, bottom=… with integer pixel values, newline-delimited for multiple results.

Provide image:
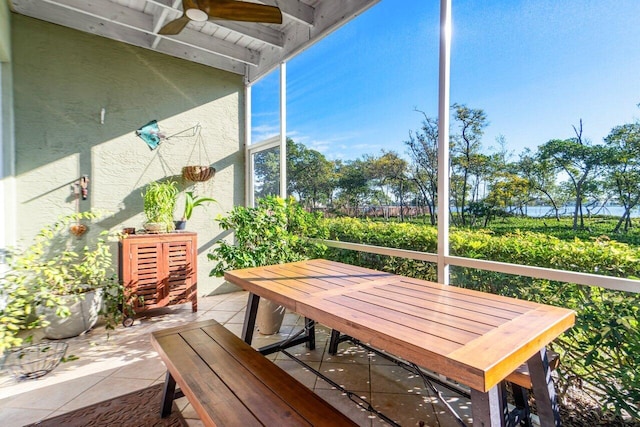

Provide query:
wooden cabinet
left=119, top=232, right=197, bottom=315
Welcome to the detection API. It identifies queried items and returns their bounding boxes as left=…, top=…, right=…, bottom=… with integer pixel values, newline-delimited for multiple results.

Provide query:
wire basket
left=3, top=342, right=68, bottom=380
left=182, top=165, right=215, bottom=182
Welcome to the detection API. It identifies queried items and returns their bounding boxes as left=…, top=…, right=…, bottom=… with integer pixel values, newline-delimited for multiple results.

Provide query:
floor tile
left=0, top=291, right=474, bottom=427
left=2, top=375, right=103, bottom=410
left=57, top=376, right=155, bottom=411
left=315, top=362, right=372, bottom=392
left=0, top=407, right=54, bottom=427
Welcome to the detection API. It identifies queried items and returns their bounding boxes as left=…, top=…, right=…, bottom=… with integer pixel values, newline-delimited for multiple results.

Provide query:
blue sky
left=251, top=0, right=640, bottom=161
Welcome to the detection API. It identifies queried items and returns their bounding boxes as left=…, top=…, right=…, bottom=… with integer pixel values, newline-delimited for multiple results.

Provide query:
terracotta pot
left=70, top=224, right=87, bottom=236
left=182, top=166, right=215, bottom=182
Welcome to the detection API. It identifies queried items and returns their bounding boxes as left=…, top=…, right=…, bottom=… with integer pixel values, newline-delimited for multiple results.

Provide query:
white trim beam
left=258, top=0, right=315, bottom=25
left=13, top=0, right=261, bottom=67
left=437, top=0, right=452, bottom=285
left=319, top=240, right=640, bottom=294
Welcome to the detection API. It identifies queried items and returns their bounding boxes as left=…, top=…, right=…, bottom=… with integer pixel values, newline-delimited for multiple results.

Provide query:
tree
left=450, top=104, right=488, bottom=226
left=253, top=146, right=280, bottom=199
left=287, top=139, right=335, bottom=209
left=405, top=111, right=438, bottom=225
left=335, top=159, right=371, bottom=216
left=516, top=149, right=565, bottom=220
left=538, top=120, right=606, bottom=230
left=368, top=151, right=409, bottom=220
left=603, top=121, right=640, bottom=232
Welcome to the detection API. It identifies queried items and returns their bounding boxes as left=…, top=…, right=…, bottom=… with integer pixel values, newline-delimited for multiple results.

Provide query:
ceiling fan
left=159, top=0, right=283, bottom=35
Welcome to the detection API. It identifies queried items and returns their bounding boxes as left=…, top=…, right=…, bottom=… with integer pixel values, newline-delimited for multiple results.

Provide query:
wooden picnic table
left=225, top=259, right=575, bottom=426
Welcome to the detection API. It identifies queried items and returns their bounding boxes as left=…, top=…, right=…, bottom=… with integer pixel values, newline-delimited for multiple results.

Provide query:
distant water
left=519, top=205, right=640, bottom=218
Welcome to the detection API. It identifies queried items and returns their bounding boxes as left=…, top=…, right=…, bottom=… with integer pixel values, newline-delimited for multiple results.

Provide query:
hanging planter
left=182, top=126, right=215, bottom=182
left=182, top=165, right=215, bottom=182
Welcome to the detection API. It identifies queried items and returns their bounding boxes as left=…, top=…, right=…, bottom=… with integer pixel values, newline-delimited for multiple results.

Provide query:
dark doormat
left=25, top=383, right=188, bottom=427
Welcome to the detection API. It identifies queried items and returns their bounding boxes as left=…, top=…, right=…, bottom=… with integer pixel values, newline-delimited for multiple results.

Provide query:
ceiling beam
left=12, top=0, right=261, bottom=66
left=257, top=0, right=315, bottom=25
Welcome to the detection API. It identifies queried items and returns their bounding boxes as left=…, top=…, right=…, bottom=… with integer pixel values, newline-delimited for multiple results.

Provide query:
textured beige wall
left=0, top=1, right=9, bottom=62
left=11, top=14, right=245, bottom=295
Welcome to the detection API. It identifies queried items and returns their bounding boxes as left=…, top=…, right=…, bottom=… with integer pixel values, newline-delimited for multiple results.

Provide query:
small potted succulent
left=142, top=180, right=178, bottom=233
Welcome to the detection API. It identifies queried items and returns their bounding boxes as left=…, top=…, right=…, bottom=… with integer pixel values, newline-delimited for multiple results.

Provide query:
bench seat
left=151, top=319, right=357, bottom=427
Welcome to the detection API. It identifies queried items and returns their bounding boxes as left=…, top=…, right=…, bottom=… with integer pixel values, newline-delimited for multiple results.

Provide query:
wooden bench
left=151, top=319, right=358, bottom=427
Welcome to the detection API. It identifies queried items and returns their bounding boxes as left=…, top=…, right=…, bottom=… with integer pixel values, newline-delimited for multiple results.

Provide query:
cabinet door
left=127, top=241, right=164, bottom=310
left=162, top=239, right=195, bottom=306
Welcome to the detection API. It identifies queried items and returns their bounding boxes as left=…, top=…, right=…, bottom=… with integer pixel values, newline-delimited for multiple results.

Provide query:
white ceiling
left=9, top=0, right=380, bottom=84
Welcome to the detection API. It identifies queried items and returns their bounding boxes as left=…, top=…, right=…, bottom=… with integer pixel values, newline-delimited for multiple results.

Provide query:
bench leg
left=528, top=347, right=561, bottom=426
left=242, top=293, right=260, bottom=344
left=511, top=383, right=533, bottom=427
left=161, top=371, right=177, bottom=418
left=471, top=382, right=508, bottom=427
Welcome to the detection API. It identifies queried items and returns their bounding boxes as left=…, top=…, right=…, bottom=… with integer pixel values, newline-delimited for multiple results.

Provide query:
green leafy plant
left=142, top=180, right=178, bottom=231
left=181, top=191, right=216, bottom=221
left=208, top=196, right=327, bottom=276
left=0, top=211, right=121, bottom=352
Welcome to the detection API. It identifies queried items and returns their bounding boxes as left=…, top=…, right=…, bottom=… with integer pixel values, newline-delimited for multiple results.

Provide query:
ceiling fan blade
left=158, top=15, right=191, bottom=35
left=200, top=0, right=283, bottom=24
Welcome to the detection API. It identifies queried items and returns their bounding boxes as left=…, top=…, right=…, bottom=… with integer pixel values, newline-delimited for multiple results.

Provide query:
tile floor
left=0, top=291, right=474, bottom=427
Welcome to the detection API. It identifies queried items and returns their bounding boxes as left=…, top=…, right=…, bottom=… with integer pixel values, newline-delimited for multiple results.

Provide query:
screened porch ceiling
left=9, top=0, right=380, bottom=84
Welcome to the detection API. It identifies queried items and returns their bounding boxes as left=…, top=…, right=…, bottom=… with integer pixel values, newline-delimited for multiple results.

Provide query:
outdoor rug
left=25, top=383, right=188, bottom=427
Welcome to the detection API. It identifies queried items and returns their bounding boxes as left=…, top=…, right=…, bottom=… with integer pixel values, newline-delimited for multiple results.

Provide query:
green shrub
left=320, top=217, right=640, bottom=419
left=0, top=212, right=122, bottom=352
left=208, top=196, right=327, bottom=276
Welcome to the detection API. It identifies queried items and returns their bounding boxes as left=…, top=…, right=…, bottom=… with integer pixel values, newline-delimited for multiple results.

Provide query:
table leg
left=528, top=347, right=561, bottom=426
left=304, top=317, right=316, bottom=350
left=242, top=293, right=260, bottom=344
left=160, top=371, right=177, bottom=418
left=471, top=382, right=507, bottom=427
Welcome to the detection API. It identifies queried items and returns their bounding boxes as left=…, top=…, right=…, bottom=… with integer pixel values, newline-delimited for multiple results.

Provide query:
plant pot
left=69, top=223, right=87, bottom=236
left=256, top=299, right=286, bottom=335
left=174, top=220, right=187, bottom=230
left=43, top=289, right=103, bottom=340
left=143, top=222, right=167, bottom=233
left=182, top=166, right=215, bottom=182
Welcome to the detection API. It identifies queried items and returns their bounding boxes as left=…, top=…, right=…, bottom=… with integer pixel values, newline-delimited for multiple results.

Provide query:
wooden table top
left=225, top=259, right=575, bottom=393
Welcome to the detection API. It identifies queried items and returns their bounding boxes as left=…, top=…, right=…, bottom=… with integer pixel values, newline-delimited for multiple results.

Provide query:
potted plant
left=208, top=196, right=326, bottom=334
left=174, top=191, right=216, bottom=230
left=142, top=180, right=178, bottom=233
left=0, top=211, right=122, bottom=348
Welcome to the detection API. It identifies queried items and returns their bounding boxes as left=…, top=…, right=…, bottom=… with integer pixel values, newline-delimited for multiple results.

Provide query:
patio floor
left=0, top=291, right=473, bottom=426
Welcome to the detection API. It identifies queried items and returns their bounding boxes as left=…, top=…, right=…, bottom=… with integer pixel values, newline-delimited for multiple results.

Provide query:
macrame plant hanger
left=182, top=125, right=215, bottom=185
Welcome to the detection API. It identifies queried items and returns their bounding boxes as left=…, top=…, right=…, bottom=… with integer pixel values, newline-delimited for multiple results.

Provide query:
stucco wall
left=11, top=14, right=245, bottom=295
left=0, top=1, right=9, bottom=62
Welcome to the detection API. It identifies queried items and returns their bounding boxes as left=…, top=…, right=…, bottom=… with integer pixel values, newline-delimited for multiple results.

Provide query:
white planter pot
left=43, top=289, right=103, bottom=339
left=256, top=299, right=286, bottom=335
